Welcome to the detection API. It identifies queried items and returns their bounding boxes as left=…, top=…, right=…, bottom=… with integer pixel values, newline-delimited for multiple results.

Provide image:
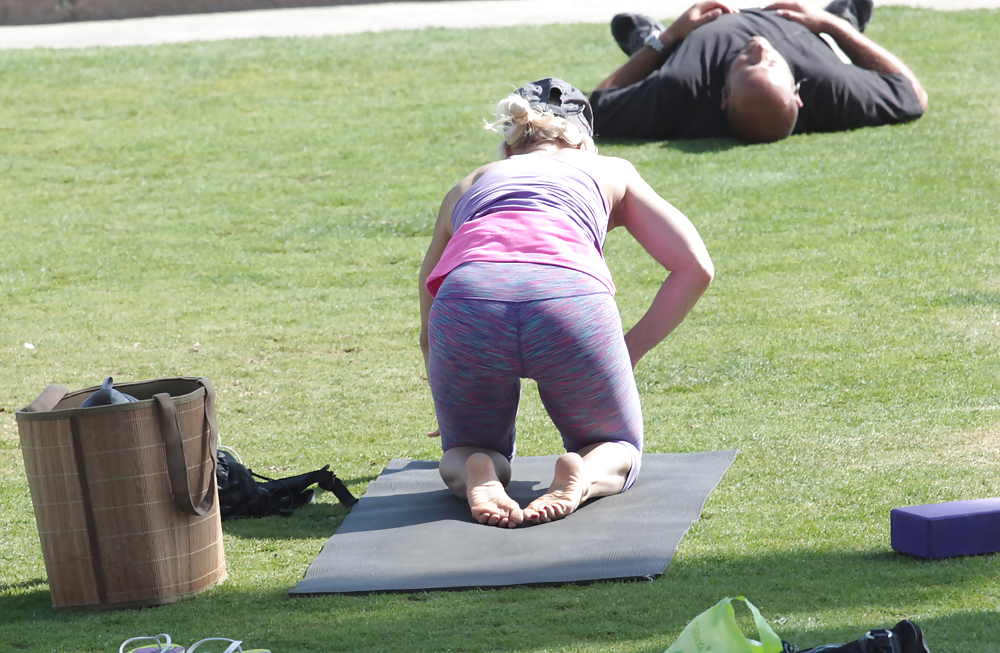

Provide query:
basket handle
left=22, top=385, right=69, bottom=413
left=198, top=378, right=219, bottom=444
left=154, top=387, right=217, bottom=516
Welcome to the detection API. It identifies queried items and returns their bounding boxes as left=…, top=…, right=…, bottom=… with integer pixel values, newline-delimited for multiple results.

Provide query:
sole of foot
left=465, top=453, right=523, bottom=528
left=523, top=452, right=589, bottom=524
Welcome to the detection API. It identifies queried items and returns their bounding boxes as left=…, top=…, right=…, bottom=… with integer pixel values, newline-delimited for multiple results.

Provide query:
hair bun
left=506, top=97, right=533, bottom=127
left=486, top=91, right=595, bottom=157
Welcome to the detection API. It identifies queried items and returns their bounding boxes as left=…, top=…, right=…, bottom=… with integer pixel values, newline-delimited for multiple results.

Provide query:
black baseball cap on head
left=515, top=77, right=594, bottom=137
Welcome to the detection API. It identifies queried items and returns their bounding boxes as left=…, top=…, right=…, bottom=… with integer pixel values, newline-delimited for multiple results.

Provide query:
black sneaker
left=611, top=12, right=666, bottom=57
left=824, top=0, right=874, bottom=32
left=887, top=620, right=930, bottom=653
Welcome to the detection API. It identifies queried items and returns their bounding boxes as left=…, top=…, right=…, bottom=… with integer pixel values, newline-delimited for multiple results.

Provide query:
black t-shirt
left=591, top=10, right=924, bottom=139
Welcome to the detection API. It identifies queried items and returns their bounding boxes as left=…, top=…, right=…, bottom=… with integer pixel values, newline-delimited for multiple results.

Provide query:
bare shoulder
left=458, top=160, right=503, bottom=193
left=550, top=150, right=636, bottom=207
left=552, top=148, right=636, bottom=178
left=438, top=160, right=503, bottom=225
left=593, top=153, right=640, bottom=186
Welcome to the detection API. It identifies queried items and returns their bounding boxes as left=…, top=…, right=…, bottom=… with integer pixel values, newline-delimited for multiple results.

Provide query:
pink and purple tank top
left=425, top=153, right=616, bottom=297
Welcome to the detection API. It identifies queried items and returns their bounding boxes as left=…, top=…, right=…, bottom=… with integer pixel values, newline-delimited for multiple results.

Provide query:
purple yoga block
left=891, top=498, right=1000, bottom=559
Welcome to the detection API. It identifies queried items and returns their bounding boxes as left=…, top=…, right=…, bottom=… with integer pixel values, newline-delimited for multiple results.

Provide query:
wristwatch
left=643, top=30, right=666, bottom=52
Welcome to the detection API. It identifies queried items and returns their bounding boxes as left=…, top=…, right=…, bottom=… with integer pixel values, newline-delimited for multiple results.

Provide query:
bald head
left=726, top=70, right=800, bottom=143
left=722, top=36, right=803, bottom=144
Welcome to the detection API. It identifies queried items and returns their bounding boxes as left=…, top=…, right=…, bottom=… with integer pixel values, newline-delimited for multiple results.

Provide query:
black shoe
left=887, top=620, right=930, bottom=653
left=824, top=0, right=873, bottom=32
left=611, top=12, right=666, bottom=57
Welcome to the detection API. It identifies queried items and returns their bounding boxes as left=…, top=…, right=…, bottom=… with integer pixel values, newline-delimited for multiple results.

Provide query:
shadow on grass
left=342, top=474, right=379, bottom=486
left=283, top=547, right=1000, bottom=651
left=2, top=549, right=998, bottom=651
left=658, top=137, right=744, bottom=154
left=595, top=136, right=743, bottom=154
left=0, top=578, right=46, bottom=592
left=215, top=474, right=379, bottom=540
left=222, top=501, right=351, bottom=540
left=925, top=289, right=1000, bottom=307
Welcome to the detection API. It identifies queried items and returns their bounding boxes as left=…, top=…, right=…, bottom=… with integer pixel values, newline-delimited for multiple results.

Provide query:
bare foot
left=523, top=452, right=589, bottom=524
left=465, top=453, right=523, bottom=528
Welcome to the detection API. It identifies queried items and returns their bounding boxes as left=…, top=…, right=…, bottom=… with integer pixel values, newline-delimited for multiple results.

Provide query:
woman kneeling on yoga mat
left=418, top=77, right=713, bottom=528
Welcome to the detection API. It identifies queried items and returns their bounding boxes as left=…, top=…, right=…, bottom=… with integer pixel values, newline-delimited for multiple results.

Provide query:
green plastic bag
left=664, top=597, right=783, bottom=653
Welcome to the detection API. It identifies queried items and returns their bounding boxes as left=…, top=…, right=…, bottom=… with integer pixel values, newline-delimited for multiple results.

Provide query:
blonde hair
left=486, top=93, right=595, bottom=157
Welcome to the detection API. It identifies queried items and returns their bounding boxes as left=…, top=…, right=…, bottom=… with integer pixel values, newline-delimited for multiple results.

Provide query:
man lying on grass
left=591, top=0, right=928, bottom=143
left=418, top=78, right=713, bottom=528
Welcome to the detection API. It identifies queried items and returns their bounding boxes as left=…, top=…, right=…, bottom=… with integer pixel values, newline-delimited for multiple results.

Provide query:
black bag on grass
left=792, top=620, right=930, bottom=653
left=216, top=450, right=358, bottom=521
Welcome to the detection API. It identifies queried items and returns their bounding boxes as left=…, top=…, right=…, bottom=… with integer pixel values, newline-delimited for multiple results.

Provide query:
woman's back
left=452, top=153, right=611, bottom=249
left=452, top=147, right=633, bottom=236
left=426, top=149, right=624, bottom=298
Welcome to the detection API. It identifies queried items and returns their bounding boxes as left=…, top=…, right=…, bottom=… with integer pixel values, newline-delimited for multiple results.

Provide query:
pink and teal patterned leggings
left=428, top=262, right=643, bottom=491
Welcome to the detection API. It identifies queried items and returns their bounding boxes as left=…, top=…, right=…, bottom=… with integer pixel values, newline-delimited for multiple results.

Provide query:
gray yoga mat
left=291, top=450, right=738, bottom=595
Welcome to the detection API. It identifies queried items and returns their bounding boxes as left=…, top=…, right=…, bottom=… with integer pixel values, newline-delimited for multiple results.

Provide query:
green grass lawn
left=2, top=7, right=999, bottom=652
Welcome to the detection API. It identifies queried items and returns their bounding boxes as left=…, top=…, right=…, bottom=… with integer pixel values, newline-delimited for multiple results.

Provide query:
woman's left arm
left=419, top=163, right=498, bottom=373
left=611, top=159, right=714, bottom=368
left=418, top=184, right=463, bottom=376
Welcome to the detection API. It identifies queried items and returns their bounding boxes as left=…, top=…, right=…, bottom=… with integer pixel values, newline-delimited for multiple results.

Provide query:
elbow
left=907, top=77, right=929, bottom=113
left=669, top=253, right=713, bottom=293
left=911, top=81, right=928, bottom=113
left=693, top=256, right=714, bottom=292
left=419, top=325, right=431, bottom=356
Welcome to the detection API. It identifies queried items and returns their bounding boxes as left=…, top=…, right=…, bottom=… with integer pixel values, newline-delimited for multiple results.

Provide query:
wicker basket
left=16, top=377, right=227, bottom=610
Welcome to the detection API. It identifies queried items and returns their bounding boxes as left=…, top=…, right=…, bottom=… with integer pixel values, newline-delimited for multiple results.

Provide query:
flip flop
left=186, top=638, right=271, bottom=653
left=119, top=634, right=186, bottom=653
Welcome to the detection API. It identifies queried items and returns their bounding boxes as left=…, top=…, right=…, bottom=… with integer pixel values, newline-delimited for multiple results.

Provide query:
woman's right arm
left=610, top=159, right=714, bottom=368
